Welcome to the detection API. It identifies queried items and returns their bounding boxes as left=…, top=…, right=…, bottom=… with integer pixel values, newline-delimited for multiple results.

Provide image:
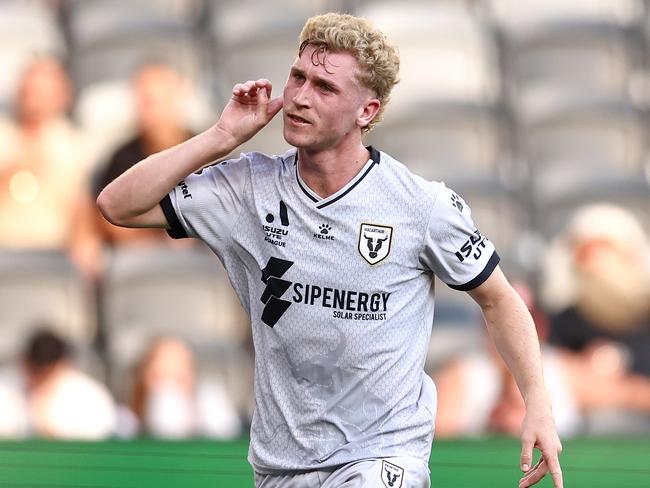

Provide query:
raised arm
left=96, top=79, right=283, bottom=228
left=468, top=266, right=563, bottom=488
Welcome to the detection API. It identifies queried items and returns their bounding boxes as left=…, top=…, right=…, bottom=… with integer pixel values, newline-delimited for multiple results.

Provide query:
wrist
left=207, top=124, right=242, bottom=155
left=523, top=386, right=551, bottom=408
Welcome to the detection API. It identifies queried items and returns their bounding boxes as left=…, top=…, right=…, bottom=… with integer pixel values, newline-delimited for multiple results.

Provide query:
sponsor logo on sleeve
left=179, top=180, right=192, bottom=199
left=454, top=229, right=487, bottom=262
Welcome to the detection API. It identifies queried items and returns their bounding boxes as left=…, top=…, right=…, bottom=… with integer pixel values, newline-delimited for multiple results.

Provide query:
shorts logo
left=358, top=223, right=393, bottom=265
left=381, top=460, right=404, bottom=488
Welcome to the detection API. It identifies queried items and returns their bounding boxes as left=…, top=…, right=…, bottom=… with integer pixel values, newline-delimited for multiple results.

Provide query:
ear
left=357, top=97, right=381, bottom=130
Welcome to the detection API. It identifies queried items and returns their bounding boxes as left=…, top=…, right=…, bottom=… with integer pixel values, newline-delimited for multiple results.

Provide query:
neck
left=297, top=138, right=370, bottom=199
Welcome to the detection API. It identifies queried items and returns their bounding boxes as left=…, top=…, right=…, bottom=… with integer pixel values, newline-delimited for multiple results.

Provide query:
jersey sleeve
left=419, top=183, right=500, bottom=291
left=159, top=154, right=250, bottom=248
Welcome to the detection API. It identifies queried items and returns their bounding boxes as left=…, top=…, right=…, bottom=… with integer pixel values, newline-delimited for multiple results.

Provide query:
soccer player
left=97, top=13, right=563, bottom=488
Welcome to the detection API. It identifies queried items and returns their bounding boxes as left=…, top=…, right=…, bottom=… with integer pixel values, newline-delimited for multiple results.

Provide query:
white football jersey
left=161, top=146, right=499, bottom=473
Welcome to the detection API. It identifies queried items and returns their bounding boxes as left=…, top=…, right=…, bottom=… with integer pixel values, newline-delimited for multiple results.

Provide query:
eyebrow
left=289, top=66, right=341, bottom=92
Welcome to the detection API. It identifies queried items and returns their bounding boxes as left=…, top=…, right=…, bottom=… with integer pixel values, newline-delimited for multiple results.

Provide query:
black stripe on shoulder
left=316, top=161, right=377, bottom=209
left=448, top=251, right=500, bottom=291
left=160, top=195, right=188, bottom=239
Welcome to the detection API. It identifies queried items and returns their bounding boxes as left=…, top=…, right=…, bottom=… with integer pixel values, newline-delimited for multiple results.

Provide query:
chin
left=283, top=128, right=312, bottom=149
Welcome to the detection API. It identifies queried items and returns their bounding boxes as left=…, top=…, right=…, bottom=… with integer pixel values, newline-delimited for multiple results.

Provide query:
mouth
left=287, top=113, right=311, bottom=125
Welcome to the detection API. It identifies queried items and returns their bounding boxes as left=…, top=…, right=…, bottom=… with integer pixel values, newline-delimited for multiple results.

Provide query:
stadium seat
left=488, top=0, right=645, bottom=104
left=520, top=95, right=648, bottom=179
left=67, top=0, right=204, bottom=47
left=66, top=0, right=207, bottom=91
left=0, top=250, right=97, bottom=363
left=357, top=1, right=501, bottom=108
left=101, top=246, right=249, bottom=396
left=530, top=179, right=650, bottom=239
left=487, top=0, right=644, bottom=31
left=367, top=101, right=515, bottom=186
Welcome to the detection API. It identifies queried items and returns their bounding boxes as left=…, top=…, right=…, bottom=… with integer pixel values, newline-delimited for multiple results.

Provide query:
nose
left=291, top=82, right=311, bottom=108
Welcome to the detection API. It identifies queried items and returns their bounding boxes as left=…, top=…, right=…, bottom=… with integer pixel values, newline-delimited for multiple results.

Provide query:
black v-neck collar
left=294, top=146, right=381, bottom=209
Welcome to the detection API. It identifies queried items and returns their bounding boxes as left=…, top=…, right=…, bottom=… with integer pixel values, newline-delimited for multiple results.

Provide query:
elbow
left=96, top=189, right=124, bottom=227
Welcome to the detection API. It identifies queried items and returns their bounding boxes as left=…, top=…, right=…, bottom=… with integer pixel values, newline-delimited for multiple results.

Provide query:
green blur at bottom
left=0, top=437, right=647, bottom=488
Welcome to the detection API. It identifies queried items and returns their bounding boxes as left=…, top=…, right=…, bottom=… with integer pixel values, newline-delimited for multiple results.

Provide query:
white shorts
left=254, top=457, right=431, bottom=488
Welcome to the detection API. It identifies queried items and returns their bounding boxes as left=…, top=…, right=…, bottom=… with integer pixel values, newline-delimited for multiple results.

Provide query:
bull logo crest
left=381, top=460, right=404, bottom=488
left=358, top=223, right=393, bottom=265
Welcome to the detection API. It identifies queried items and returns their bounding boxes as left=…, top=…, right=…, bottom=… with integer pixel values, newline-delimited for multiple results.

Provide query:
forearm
left=97, top=127, right=235, bottom=226
left=471, top=270, right=563, bottom=487
left=480, top=284, right=549, bottom=405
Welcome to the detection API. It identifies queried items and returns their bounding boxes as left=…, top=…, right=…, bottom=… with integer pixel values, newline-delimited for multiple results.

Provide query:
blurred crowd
left=0, top=0, right=649, bottom=441
left=433, top=204, right=650, bottom=438
left=0, top=55, right=249, bottom=440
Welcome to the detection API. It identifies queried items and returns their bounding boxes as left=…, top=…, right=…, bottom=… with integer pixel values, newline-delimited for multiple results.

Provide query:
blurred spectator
left=541, top=203, right=650, bottom=434
left=0, top=57, right=98, bottom=274
left=130, top=336, right=242, bottom=439
left=541, top=204, right=650, bottom=376
left=0, top=328, right=116, bottom=440
left=92, top=62, right=194, bottom=247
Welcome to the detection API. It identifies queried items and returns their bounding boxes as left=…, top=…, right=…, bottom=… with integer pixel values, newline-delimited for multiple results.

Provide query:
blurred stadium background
left=0, top=0, right=649, bottom=485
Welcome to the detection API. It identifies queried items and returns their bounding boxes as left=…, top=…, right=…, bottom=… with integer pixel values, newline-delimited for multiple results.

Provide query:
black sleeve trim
left=160, top=195, right=188, bottom=239
left=448, top=251, right=500, bottom=291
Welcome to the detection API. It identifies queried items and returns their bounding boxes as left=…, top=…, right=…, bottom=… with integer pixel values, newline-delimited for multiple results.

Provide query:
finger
left=244, top=80, right=258, bottom=94
left=267, top=96, right=284, bottom=117
left=519, top=458, right=548, bottom=488
left=255, top=78, right=271, bottom=93
left=234, top=81, right=255, bottom=98
left=520, top=436, right=534, bottom=472
left=255, top=85, right=269, bottom=117
left=543, top=449, right=564, bottom=488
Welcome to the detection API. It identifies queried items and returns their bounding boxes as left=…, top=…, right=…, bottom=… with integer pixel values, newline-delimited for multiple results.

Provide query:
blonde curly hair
left=299, top=12, right=400, bottom=132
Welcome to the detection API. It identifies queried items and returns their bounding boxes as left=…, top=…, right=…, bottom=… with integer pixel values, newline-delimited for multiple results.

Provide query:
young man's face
left=282, top=44, right=378, bottom=152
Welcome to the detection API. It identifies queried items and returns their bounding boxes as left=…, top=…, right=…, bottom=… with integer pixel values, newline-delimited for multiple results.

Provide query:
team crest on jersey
left=381, top=460, right=404, bottom=488
left=358, top=223, right=392, bottom=265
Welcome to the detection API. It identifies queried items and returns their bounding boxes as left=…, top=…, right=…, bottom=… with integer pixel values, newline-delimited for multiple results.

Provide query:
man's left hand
left=518, top=402, right=563, bottom=488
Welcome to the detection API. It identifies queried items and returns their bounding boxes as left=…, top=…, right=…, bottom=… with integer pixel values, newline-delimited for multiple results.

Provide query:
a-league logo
left=381, top=460, right=404, bottom=488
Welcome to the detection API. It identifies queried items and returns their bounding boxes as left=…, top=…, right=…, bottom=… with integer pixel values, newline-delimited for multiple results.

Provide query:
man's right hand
left=213, top=79, right=284, bottom=149
left=97, top=79, right=282, bottom=230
